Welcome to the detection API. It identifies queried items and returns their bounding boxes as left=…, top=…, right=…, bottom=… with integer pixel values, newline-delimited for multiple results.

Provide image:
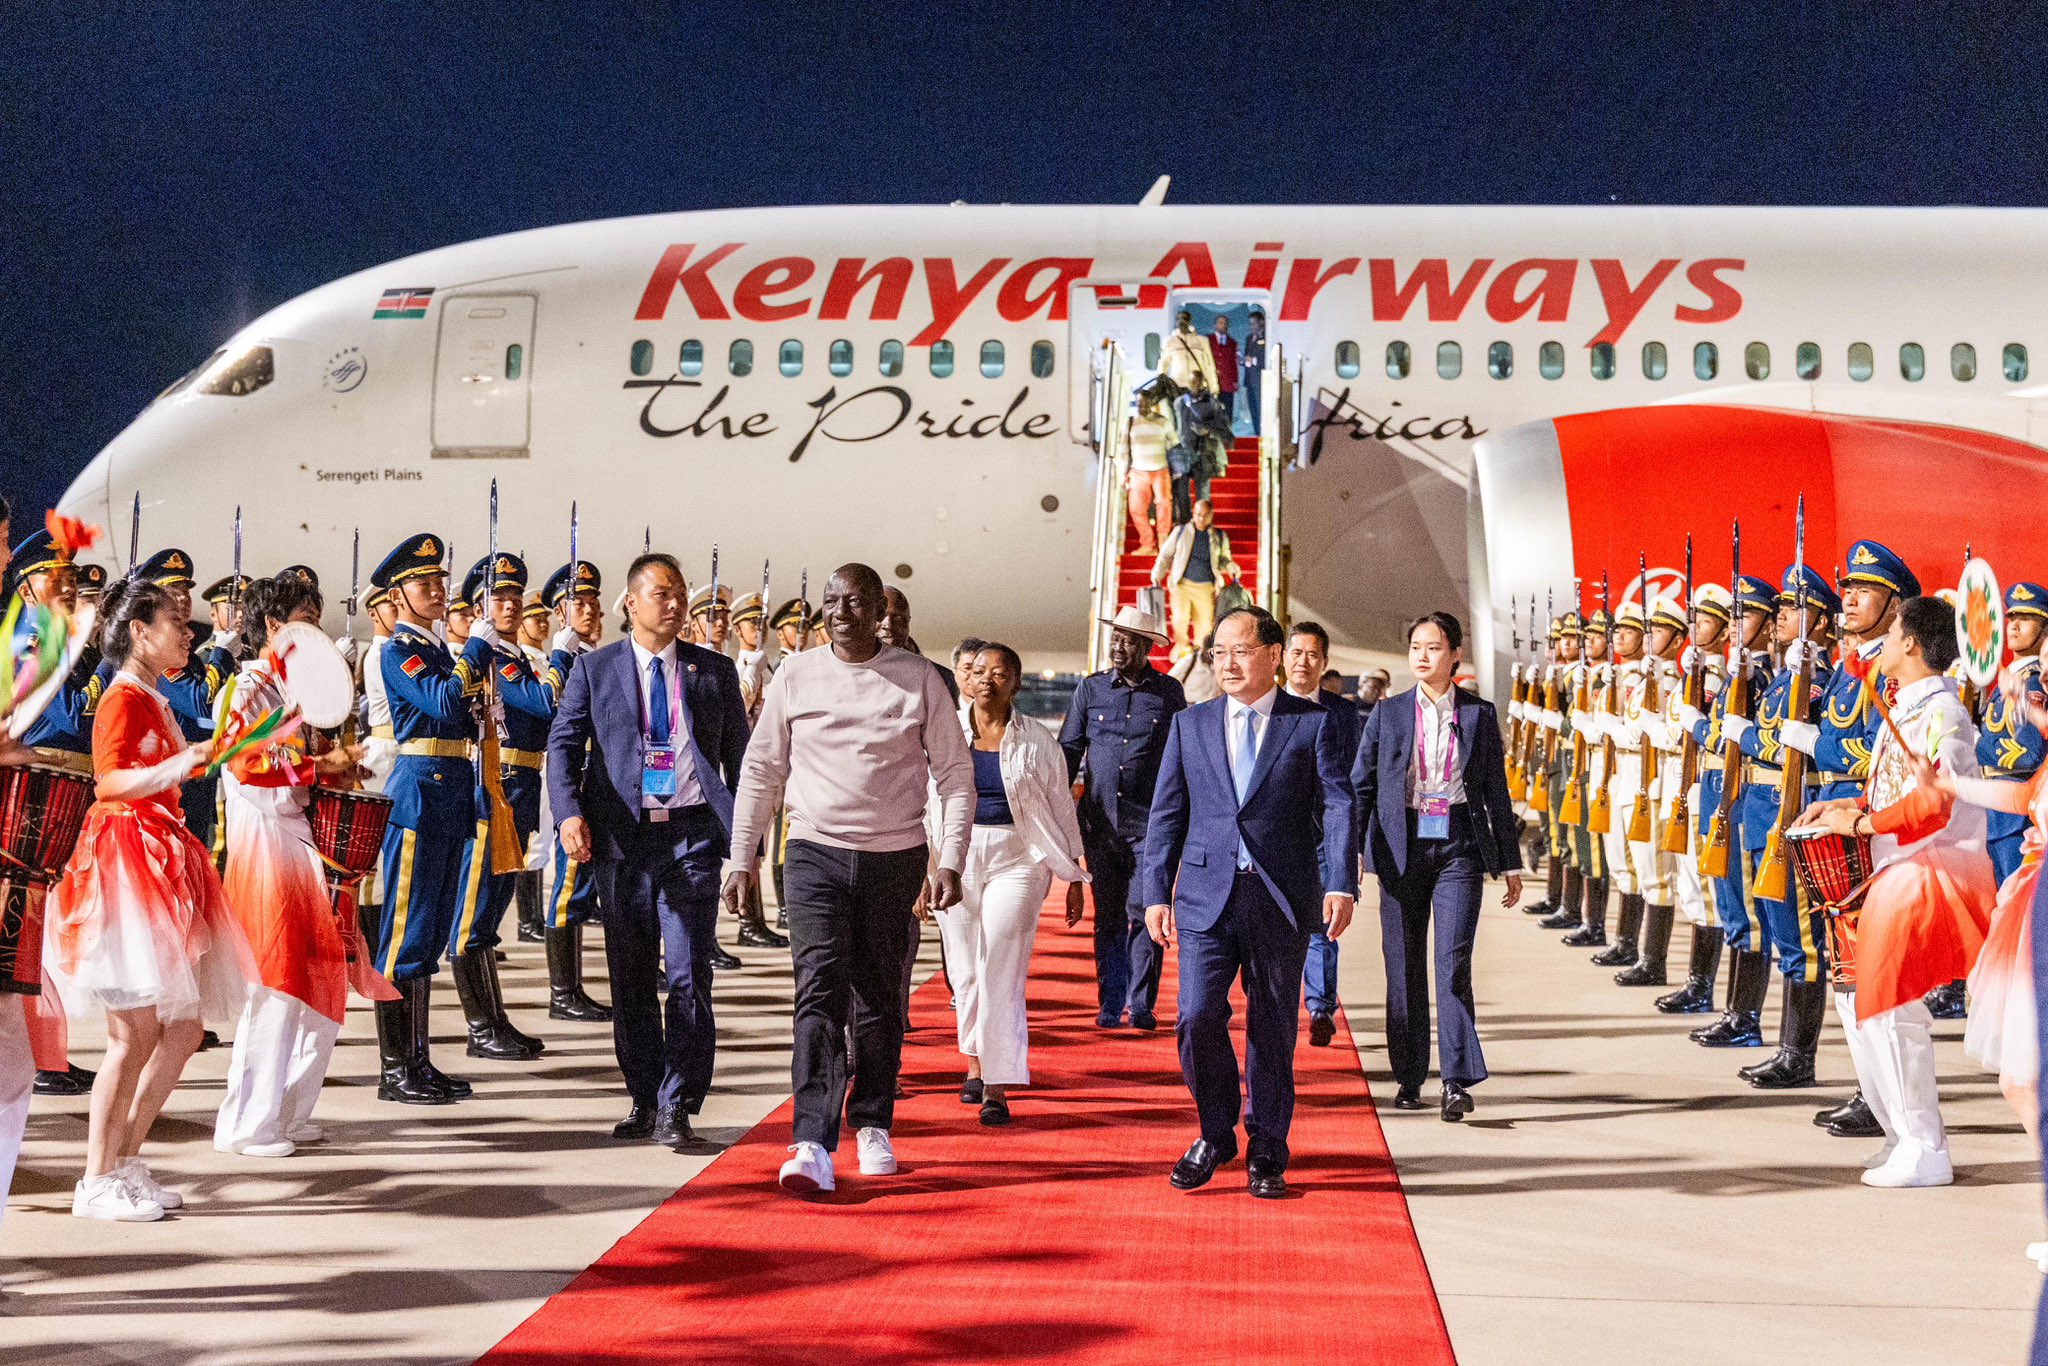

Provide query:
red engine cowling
left=1471, top=404, right=2048, bottom=690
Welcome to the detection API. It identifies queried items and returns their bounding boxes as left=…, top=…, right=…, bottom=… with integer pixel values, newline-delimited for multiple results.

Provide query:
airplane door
left=432, top=294, right=535, bottom=457
left=1066, top=278, right=1167, bottom=443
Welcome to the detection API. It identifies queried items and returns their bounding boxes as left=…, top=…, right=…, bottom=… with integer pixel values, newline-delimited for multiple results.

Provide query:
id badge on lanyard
left=1417, top=693, right=1455, bottom=841
left=642, top=658, right=684, bottom=802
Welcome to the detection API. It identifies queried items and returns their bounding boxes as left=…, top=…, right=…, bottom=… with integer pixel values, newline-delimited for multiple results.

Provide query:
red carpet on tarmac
left=477, top=897, right=1453, bottom=1365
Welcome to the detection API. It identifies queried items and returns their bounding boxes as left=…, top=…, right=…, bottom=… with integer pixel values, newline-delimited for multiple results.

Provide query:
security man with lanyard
left=1679, top=573, right=1776, bottom=1048
left=538, top=557, right=615, bottom=1022
left=370, top=532, right=498, bottom=1105
left=446, top=554, right=559, bottom=1062
left=1977, top=581, right=2047, bottom=886
left=1725, top=564, right=1837, bottom=1089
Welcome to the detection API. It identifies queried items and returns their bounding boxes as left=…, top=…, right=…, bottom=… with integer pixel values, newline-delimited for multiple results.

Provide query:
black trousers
left=1377, top=807, right=1488, bottom=1090
left=1081, top=830, right=1162, bottom=1017
left=785, top=840, right=927, bottom=1150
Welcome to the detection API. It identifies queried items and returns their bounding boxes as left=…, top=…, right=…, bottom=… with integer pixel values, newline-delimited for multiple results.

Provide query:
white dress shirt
left=1223, top=686, right=1278, bottom=782
left=630, top=636, right=705, bottom=811
left=1408, top=684, right=1467, bottom=809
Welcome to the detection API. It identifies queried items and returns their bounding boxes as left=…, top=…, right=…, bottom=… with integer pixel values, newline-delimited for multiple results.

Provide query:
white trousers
left=1834, top=990, right=1947, bottom=1163
left=0, top=996, right=31, bottom=1239
left=938, top=826, right=1050, bottom=1087
left=215, top=987, right=341, bottom=1152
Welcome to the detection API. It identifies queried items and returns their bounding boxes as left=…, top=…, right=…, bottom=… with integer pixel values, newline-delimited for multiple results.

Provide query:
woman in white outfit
left=933, top=643, right=1087, bottom=1127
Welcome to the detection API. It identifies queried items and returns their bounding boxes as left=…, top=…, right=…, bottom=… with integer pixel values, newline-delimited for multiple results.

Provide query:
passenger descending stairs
left=1113, top=435, right=1263, bottom=669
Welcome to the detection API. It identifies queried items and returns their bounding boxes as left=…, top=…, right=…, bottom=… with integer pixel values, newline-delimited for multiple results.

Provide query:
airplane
left=56, top=178, right=2048, bottom=685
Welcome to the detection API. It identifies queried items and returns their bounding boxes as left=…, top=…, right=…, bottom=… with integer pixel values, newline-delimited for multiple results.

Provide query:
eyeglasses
left=1213, top=646, right=1273, bottom=663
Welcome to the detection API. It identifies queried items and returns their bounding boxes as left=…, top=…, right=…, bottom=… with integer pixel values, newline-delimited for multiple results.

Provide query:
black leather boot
left=1592, top=893, right=1643, bottom=966
left=1539, top=867, right=1583, bottom=929
left=1818, top=1090, right=1883, bottom=1136
left=1738, top=976, right=1797, bottom=1081
left=709, top=937, right=742, bottom=971
left=376, top=988, right=450, bottom=1105
left=1746, top=978, right=1826, bottom=1088
left=1656, top=929, right=1722, bottom=1011
left=1923, top=979, right=1967, bottom=1019
left=1691, top=948, right=1767, bottom=1046
left=738, top=881, right=790, bottom=949
left=1525, top=856, right=1565, bottom=916
left=547, top=925, right=613, bottom=1021
left=515, top=870, right=544, bottom=943
left=408, top=975, right=471, bottom=1098
left=453, top=950, right=546, bottom=1060
left=1562, top=877, right=1610, bottom=947
left=1618, top=903, right=1674, bottom=986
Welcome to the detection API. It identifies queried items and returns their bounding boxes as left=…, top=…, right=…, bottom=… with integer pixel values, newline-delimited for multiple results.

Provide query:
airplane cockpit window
left=1335, top=341, right=1361, bottom=379
left=1745, top=342, right=1770, bottom=380
left=680, top=340, right=704, bottom=376
left=981, top=340, right=1005, bottom=378
left=2004, top=343, right=2029, bottom=382
left=729, top=339, right=754, bottom=377
left=1384, top=341, right=1410, bottom=379
left=1952, top=343, right=1977, bottom=381
left=1539, top=341, right=1564, bottom=379
left=1642, top=342, right=1667, bottom=380
left=1487, top=341, right=1512, bottom=379
left=196, top=345, right=275, bottom=397
left=1847, top=343, right=1874, bottom=382
left=931, top=340, right=955, bottom=377
left=158, top=348, right=226, bottom=400
left=1436, top=341, right=1462, bottom=380
left=1899, top=343, right=1925, bottom=381
left=1795, top=342, right=1822, bottom=381
left=829, top=340, right=854, bottom=376
left=1589, top=342, right=1615, bottom=380
left=779, top=340, right=803, bottom=377
left=880, top=340, right=905, bottom=377
left=1694, top=342, right=1718, bottom=380
left=1144, top=334, right=1162, bottom=369
left=630, top=340, right=654, bottom=377
left=1030, top=340, right=1055, bottom=378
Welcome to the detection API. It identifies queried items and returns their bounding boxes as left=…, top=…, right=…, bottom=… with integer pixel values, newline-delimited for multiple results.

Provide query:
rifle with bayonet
left=1753, top=495, right=1812, bottom=902
left=1587, top=571, right=1617, bottom=835
left=1506, top=594, right=1527, bottom=800
left=477, top=480, right=524, bottom=876
left=1528, top=589, right=1555, bottom=808
left=1700, top=520, right=1747, bottom=880
left=1662, top=536, right=1700, bottom=854
left=1627, top=552, right=1659, bottom=844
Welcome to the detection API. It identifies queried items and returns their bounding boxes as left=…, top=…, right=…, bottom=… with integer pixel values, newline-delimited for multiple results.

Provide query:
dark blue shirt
left=1184, top=529, right=1214, bottom=584
left=971, top=747, right=1012, bottom=826
left=1059, top=663, right=1188, bottom=844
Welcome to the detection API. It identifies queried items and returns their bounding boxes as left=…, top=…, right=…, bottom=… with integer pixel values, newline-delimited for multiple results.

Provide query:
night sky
left=7, top=7, right=2044, bottom=527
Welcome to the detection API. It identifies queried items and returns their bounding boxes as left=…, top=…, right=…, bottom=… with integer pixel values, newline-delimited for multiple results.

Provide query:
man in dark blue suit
left=548, top=552, right=750, bottom=1148
left=1281, top=621, right=1363, bottom=1048
left=1141, top=609, right=1357, bottom=1200
left=1354, top=612, right=1523, bottom=1122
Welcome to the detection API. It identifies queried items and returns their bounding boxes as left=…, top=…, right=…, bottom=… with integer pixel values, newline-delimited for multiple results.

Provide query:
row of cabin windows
left=628, top=338, right=1056, bottom=380
left=1337, top=339, right=2031, bottom=384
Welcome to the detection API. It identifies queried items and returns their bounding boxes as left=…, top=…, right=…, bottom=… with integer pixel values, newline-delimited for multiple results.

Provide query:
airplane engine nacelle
left=1470, top=404, right=2048, bottom=693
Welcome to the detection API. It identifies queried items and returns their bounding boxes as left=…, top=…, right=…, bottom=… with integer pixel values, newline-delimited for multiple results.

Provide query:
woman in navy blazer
left=1353, top=612, right=1522, bottom=1122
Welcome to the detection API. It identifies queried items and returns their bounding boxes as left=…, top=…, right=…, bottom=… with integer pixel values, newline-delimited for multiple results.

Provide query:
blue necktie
left=649, top=656, right=672, bottom=744
left=1234, top=706, right=1258, bottom=869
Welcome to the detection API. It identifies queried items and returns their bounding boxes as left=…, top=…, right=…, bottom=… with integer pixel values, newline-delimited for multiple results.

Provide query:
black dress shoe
left=1815, top=1091, right=1868, bottom=1128
left=1536, top=906, right=1580, bottom=930
left=709, top=943, right=743, bottom=972
left=199, top=1029, right=222, bottom=1052
left=1169, top=1137, right=1236, bottom=1190
left=613, top=1105, right=657, bottom=1140
left=1521, top=898, right=1557, bottom=918
left=1560, top=924, right=1607, bottom=948
left=738, top=919, right=790, bottom=949
left=33, top=1065, right=95, bottom=1097
left=1823, top=1094, right=1884, bottom=1138
left=1095, top=1010, right=1123, bottom=1029
left=1247, top=1154, right=1287, bottom=1199
left=979, top=1096, right=1011, bottom=1127
left=1129, top=1010, right=1158, bottom=1031
left=1308, top=1011, right=1336, bottom=1048
left=1441, top=1082, right=1475, bottom=1122
left=651, top=1105, right=695, bottom=1147
left=1923, top=980, right=1967, bottom=1019
left=1589, top=941, right=1637, bottom=968
left=960, top=1078, right=984, bottom=1105
left=1392, top=1084, right=1424, bottom=1111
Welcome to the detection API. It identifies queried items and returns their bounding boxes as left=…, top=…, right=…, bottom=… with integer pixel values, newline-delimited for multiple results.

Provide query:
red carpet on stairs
left=476, top=893, right=1453, bottom=1366
left=1120, top=434, right=1264, bottom=668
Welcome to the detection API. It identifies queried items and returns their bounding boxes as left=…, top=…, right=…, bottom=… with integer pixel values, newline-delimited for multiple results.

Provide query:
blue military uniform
left=7, top=529, right=103, bottom=769
left=1978, top=582, right=2048, bottom=885
left=1058, top=647, right=1187, bottom=1027
left=541, top=560, right=605, bottom=931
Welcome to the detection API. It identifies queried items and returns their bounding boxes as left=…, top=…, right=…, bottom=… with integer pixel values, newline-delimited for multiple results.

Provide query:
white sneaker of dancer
left=779, top=1141, right=835, bottom=1193
left=118, top=1158, right=183, bottom=1209
left=287, top=1122, right=327, bottom=1144
left=73, top=1173, right=164, bottom=1222
left=856, top=1127, right=897, bottom=1176
left=1860, top=1145, right=1953, bottom=1189
left=1860, top=1140, right=1899, bottom=1170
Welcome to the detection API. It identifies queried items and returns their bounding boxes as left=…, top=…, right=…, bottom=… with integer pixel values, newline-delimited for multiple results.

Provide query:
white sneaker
left=287, top=1122, right=326, bottom=1144
left=779, top=1141, right=835, bottom=1193
left=1861, top=1146, right=1954, bottom=1188
left=118, top=1158, right=183, bottom=1210
left=856, top=1126, right=897, bottom=1176
left=2026, top=1242, right=2048, bottom=1273
left=72, top=1172, right=164, bottom=1222
left=1860, top=1140, right=1899, bottom=1170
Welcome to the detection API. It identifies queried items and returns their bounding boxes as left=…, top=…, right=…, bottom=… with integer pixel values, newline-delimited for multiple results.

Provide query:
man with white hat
left=1058, top=606, right=1187, bottom=1028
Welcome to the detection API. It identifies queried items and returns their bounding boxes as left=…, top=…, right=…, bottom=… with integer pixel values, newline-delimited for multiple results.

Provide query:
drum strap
left=30, top=748, right=92, bottom=776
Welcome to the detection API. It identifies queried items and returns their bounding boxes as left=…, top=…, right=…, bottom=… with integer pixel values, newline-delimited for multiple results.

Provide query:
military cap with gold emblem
left=1733, top=573, right=1778, bottom=615
left=6, top=528, right=70, bottom=593
left=543, top=560, right=602, bottom=610
left=1839, top=539, right=1920, bottom=598
left=771, top=596, right=811, bottom=630
left=76, top=562, right=108, bottom=596
left=1580, top=609, right=1613, bottom=636
left=202, top=574, right=252, bottom=605
left=465, top=552, right=529, bottom=596
left=137, top=547, right=197, bottom=589
left=1692, top=583, right=1733, bottom=624
left=729, top=591, right=765, bottom=626
left=363, top=584, right=390, bottom=611
left=2006, top=581, right=2048, bottom=621
left=688, top=584, right=732, bottom=619
left=370, top=532, right=448, bottom=589
left=1649, top=596, right=1689, bottom=631
left=1555, top=610, right=1583, bottom=636
left=523, top=594, right=549, bottom=622
left=1613, top=600, right=1645, bottom=632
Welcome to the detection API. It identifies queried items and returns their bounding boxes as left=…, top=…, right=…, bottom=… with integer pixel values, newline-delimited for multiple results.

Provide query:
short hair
left=831, top=562, right=885, bottom=599
left=976, top=641, right=1023, bottom=677
left=1407, top=611, right=1464, bottom=651
left=627, top=552, right=683, bottom=589
left=1217, top=608, right=1284, bottom=648
left=1899, top=596, right=1960, bottom=672
left=245, top=575, right=323, bottom=653
left=953, top=636, right=987, bottom=664
left=1320, top=669, right=1342, bottom=683
left=1289, top=620, right=1330, bottom=652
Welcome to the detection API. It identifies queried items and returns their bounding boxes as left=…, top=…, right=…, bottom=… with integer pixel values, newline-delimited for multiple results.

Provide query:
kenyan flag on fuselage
left=373, top=287, right=433, bottom=319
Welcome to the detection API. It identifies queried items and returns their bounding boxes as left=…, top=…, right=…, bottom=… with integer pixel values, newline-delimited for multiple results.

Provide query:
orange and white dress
left=42, top=674, right=255, bottom=1021
left=1954, top=768, right=2046, bottom=1084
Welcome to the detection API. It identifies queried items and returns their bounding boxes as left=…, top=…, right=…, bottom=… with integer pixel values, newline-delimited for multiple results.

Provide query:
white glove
left=470, top=621, right=504, bottom=651
left=1780, top=719, right=1820, bottom=757
left=550, top=626, right=587, bottom=657
left=1540, top=709, right=1563, bottom=731
left=1569, top=710, right=1597, bottom=740
left=1677, top=703, right=1706, bottom=734
left=334, top=635, right=360, bottom=668
left=1721, top=714, right=1753, bottom=745
left=1678, top=644, right=1701, bottom=673
left=1508, top=700, right=1525, bottom=722
left=209, top=628, right=242, bottom=655
left=1782, top=639, right=1818, bottom=671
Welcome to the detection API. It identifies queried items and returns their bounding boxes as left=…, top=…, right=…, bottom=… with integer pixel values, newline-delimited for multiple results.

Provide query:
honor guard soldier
left=1536, top=614, right=1584, bottom=927
left=688, top=583, right=732, bottom=653
left=359, top=585, right=399, bottom=792
left=772, top=595, right=810, bottom=658
left=1560, top=608, right=1614, bottom=947
left=1592, top=600, right=1650, bottom=970
left=369, top=532, right=499, bottom=1104
left=731, top=592, right=770, bottom=721
left=520, top=594, right=552, bottom=659
left=1976, top=581, right=2047, bottom=885
left=445, top=576, right=477, bottom=651
left=201, top=574, right=251, bottom=652
left=1726, top=564, right=1837, bottom=1088
left=1681, top=574, right=1777, bottom=1046
left=1522, top=617, right=1567, bottom=916
left=75, top=561, right=107, bottom=609
left=1656, top=584, right=1732, bottom=1009
left=446, top=555, right=558, bottom=1061
left=535, top=559, right=613, bottom=1020
left=1616, top=595, right=1690, bottom=988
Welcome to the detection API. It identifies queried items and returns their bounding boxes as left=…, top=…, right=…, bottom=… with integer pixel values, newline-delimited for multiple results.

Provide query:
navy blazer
left=1352, top=685, right=1521, bottom=878
left=545, top=637, right=750, bottom=862
left=1137, top=689, right=1358, bottom=933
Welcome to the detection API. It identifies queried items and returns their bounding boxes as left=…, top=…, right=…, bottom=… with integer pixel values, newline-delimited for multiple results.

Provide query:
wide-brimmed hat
left=1101, top=605, right=1168, bottom=643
